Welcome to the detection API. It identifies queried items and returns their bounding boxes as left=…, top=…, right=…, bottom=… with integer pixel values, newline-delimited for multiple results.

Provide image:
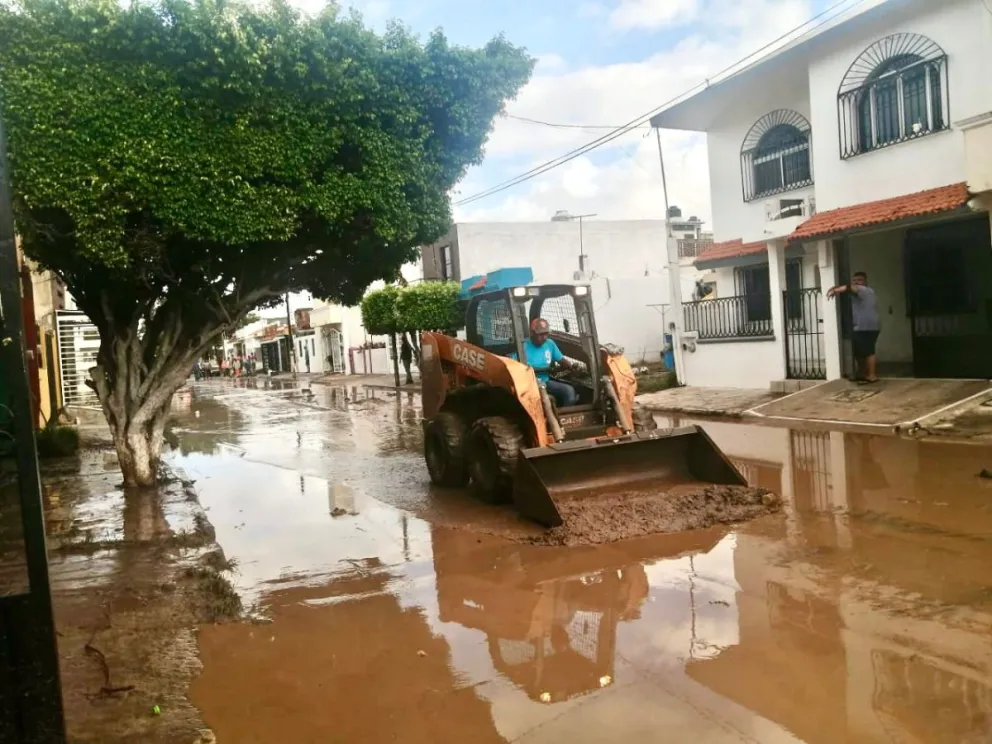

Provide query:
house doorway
left=838, top=216, right=992, bottom=380
left=905, top=216, right=992, bottom=379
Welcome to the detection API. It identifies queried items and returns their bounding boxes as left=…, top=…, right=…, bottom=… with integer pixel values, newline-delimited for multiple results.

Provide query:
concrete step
left=770, top=379, right=826, bottom=394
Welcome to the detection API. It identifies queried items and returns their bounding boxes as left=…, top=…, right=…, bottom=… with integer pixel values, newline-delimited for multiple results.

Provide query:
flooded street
left=171, top=379, right=992, bottom=744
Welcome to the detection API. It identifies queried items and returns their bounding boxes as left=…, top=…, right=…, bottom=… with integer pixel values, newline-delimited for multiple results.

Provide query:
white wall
left=808, top=0, right=992, bottom=211
left=590, top=277, right=670, bottom=364
left=702, top=48, right=814, bottom=245
left=682, top=339, right=783, bottom=389
left=449, top=221, right=710, bottom=365
left=454, top=220, right=674, bottom=281
left=350, top=346, right=392, bottom=375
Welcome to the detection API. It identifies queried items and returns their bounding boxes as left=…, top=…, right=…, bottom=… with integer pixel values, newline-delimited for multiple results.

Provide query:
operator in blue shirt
left=510, top=317, right=579, bottom=408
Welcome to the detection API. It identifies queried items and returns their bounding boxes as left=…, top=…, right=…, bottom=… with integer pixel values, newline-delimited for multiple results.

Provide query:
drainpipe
left=654, top=127, right=687, bottom=385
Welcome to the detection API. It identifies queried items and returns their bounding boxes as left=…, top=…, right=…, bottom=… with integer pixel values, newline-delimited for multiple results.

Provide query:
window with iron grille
left=474, top=297, right=514, bottom=351
left=439, top=244, right=453, bottom=281
left=838, top=33, right=948, bottom=159
left=741, top=110, right=813, bottom=202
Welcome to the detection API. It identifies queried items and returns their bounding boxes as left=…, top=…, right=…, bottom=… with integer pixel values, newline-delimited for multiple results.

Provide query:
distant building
left=420, top=219, right=708, bottom=364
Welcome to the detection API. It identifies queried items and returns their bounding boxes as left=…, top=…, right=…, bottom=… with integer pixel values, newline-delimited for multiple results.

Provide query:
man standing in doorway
left=827, top=271, right=880, bottom=384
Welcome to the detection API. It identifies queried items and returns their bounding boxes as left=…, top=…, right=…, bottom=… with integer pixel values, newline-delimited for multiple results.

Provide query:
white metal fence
left=55, top=310, right=101, bottom=408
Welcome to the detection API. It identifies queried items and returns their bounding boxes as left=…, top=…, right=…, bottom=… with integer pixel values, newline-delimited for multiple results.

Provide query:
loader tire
left=424, top=412, right=470, bottom=487
left=632, top=405, right=659, bottom=433
left=468, top=416, right=524, bottom=504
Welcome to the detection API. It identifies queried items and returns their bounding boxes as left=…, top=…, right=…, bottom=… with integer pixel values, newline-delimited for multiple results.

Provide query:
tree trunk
left=390, top=333, right=401, bottom=388
left=89, top=329, right=195, bottom=488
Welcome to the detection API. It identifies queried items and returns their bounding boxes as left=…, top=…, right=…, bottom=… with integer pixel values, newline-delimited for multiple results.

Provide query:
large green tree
left=0, top=0, right=531, bottom=485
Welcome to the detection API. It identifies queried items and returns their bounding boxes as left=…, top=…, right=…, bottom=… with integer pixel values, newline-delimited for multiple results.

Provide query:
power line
left=503, top=113, right=651, bottom=131
left=457, top=0, right=864, bottom=207
left=455, top=0, right=868, bottom=208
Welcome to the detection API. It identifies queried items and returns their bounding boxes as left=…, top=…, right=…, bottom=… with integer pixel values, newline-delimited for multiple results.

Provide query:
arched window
left=838, top=33, right=948, bottom=159
left=740, top=110, right=812, bottom=202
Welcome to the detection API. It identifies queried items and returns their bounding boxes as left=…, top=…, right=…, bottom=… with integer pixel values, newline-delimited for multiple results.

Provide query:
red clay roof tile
left=790, top=183, right=970, bottom=242
left=694, top=238, right=767, bottom=267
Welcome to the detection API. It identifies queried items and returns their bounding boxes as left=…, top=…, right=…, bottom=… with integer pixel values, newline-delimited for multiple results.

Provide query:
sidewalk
left=31, top=441, right=232, bottom=743
left=310, top=372, right=420, bottom=392
left=638, top=386, right=780, bottom=417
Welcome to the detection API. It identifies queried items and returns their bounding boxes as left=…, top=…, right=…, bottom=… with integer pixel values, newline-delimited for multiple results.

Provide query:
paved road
left=169, top=378, right=992, bottom=744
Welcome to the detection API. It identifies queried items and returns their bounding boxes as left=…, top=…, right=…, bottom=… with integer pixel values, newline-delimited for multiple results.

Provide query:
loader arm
left=602, top=349, right=638, bottom=425
left=420, top=332, right=554, bottom=448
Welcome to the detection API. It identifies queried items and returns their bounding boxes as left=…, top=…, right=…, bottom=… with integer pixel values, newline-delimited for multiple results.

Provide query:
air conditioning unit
left=764, top=196, right=816, bottom=222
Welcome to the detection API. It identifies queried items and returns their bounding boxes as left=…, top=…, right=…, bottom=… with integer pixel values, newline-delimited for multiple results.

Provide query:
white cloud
left=456, top=0, right=819, bottom=229
left=609, top=0, right=701, bottom=30
left=577, top=1, right=607, bottom=18
left=534, top=53, right=568, bottom=73
left=455, top=129, right=710, bottom=226
left=343, top=0, right=392, bottom=27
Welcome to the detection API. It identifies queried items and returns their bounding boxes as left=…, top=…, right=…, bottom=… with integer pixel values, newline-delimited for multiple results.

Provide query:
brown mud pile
left=527, top=484, right=781, bottom=547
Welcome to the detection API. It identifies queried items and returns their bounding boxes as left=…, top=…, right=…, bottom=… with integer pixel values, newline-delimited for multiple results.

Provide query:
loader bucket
left=511, top=425, right=746, bottom=528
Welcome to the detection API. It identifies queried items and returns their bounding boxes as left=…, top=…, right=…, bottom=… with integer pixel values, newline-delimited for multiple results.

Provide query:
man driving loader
left=509, top=317, right=579, bottom=408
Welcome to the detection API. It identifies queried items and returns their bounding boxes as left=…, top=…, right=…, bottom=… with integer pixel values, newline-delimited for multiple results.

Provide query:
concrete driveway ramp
left=746, top=378, right=991, bottom=428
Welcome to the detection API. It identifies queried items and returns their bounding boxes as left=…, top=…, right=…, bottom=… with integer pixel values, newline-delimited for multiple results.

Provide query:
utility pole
left=654, top=127, right=686, bottom=385
left=284, top=292, right=295, bottom=376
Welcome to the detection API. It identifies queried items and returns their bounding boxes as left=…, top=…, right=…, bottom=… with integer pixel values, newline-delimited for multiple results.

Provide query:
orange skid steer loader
left=420, top=270, right=745, bottom=527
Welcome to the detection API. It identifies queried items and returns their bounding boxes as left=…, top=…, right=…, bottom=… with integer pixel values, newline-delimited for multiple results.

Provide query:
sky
left=282, top=0, right=875, bottom=230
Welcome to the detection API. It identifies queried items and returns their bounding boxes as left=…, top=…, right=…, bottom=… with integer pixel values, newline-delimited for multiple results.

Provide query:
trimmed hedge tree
left=0, top=0, right=531, bottom=485
left=360, top=281, right=461, bottom=336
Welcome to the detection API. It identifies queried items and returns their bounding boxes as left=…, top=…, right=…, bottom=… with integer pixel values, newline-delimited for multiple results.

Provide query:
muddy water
left=175, top=380, right=992, bottom=743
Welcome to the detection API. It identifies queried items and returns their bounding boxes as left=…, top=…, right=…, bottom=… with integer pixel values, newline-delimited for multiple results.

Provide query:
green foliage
left=360, top=285, right=401, bottom=336
left=361, top=281, right=461, bottom=334
left=636, top=370, right=677, bottom=394
left=238, top=312, right=261, bottom=330
left=395, top=281, right=461, bottom=331
left=36, top=425, right=81, bottom=458
left=0, top=0, right=532, bottom=371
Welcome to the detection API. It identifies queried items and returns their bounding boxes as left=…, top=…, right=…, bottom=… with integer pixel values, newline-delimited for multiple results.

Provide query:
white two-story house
left=652, top=0, right=992, bottom=390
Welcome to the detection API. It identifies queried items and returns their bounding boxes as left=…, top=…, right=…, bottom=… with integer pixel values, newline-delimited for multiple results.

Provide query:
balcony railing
left=677, top=238, right=713, bottom=259
left=683, top=295, right=773, bottom=341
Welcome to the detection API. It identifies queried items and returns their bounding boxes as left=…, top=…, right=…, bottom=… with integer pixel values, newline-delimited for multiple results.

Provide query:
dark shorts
left=852, top=330, right=880, bottom=359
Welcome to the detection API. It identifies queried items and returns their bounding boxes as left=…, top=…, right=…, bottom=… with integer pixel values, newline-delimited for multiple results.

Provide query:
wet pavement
left=168, top=378, right=992, bottom=744
left=20, top=441, right=232, bottom=744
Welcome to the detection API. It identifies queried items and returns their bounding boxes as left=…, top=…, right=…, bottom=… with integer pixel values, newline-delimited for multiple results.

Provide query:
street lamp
left=551, top=211, right=597, bottom=274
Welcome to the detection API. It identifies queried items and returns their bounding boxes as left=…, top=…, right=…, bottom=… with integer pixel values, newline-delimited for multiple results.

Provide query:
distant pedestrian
left=400, top=335, right=414, bottom=385
left=827, top=271, right=880, bottom=384
left=192, top=360, right=202, bottom=381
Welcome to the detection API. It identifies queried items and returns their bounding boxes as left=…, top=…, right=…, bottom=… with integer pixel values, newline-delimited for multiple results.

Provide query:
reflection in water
left=433, top=526, right=655, bottom=704
left=177, top=382, right=992, bottom=743
left=193, top=567, right=507, bottom=744
left=0, top=471, right=29, bottom=596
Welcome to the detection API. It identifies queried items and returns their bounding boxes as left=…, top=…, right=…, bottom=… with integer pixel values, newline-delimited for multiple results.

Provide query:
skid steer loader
left=420, top=267, right=745, bottom=527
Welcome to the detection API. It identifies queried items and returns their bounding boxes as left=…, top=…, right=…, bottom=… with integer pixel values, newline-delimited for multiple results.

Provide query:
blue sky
left=308, top=0, right=871, bottom=226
